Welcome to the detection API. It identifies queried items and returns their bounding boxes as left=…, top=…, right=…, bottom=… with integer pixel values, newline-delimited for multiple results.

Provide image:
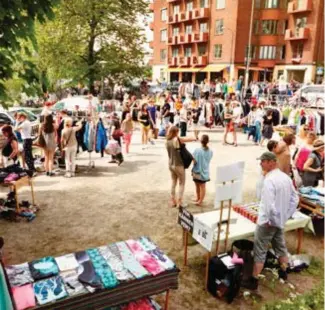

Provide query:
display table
left=299, top=196, right=324, bottom=218
left=179, top=207, right=314, bottom=289
left=2, top=176, right=35, bottom=212
left=1, top=237, right=179, bottom=310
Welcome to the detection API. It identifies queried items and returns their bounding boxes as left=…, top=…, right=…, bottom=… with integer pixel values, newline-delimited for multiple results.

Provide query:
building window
left=185, top=25, right=193, bottom=34
left=264, top=0, right=279, bottom=8
left=173, top=27, right=179, bottom=36
left=296, top=17, right=307, bottom=29
left=160, top=29, right=167, bottom=42
left=279, top=20, right=288, bottom=35
left=173, top=5, right=180, bottom=14
left=200, top=0, right=208, bottom=8
left=259, top=46, right=276, bottom=59
left=261, top=20, right=278, bottom=35
left=198, top=44, right=207, bottom=56
left=186, top=1, right=193, bottom=12
left=277, top=70, right=284, bottom=79
left=160, top=49, right=167, bottom=61
left=161, top=9, right=167, bottom=21
left=245, top=45, right=257, bottom=59
left=200, top=22, right=208, bottom=33
left=253, top=20, right=259, bottom=35
left=185, top=47, right=192, bottom=57
left=281, top=0, right=289, bottom=9
left=216, top=0, right=225, bottom=10
left=215, top=19, right=224, bottom=35
left=214, top=44, right=222, bottom=58
left=293, top=43, right=303, bottom=58
left=278, top=45, right=286, bottom=60
left=172, top=47, right=179, bottom=57
left=255, top=0, right=261, bottom=8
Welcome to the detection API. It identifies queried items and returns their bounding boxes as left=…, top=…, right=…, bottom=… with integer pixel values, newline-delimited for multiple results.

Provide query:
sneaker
left=278, top=269, right=288, bottom=281
left=150, top=140, right=155, bottom=145
left=241, top=277, right=258, bottom=290
left=46, top=172, right=50, bottom=176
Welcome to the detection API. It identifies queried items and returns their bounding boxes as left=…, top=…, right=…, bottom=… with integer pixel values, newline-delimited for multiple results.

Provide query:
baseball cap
left=257, top=152, right=277, bottom=161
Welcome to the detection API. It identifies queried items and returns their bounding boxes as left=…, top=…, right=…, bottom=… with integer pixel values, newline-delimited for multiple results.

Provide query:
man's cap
left=257, top=152, right=277, bottom=161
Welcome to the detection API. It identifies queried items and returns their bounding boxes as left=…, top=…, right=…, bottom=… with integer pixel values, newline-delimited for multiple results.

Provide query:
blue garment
left=236, top=80, right=243, bottom=91
left=83, top=122, right=95, bottom=151
left=95, top=120, right=108, bottom=153
left=192, top=147, right=213, bottom=181
left=254, top=121, right=262, bottom=143
left=147, top=106, right=157, bottom=123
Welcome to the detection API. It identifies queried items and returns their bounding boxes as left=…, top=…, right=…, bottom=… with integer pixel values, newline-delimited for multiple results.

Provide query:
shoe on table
left=242, top=276, right=258, bottom=290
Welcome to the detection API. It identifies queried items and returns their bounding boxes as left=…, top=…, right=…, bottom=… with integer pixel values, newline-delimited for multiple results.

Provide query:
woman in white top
left=254, top=101, right=265, bottom=145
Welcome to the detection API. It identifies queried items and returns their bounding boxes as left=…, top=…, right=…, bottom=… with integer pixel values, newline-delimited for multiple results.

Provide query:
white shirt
left=255, top=108, right=264, bottom=123
left=18, top=120, right=32, bottom=139
left=202, top=83, right=210, bottom=93
left=180, top=108, right=188, bottom=123
left=258, top=168, right=299, bottom=228
left=233, top=106, right=242, bottom=124
left=252, top=84, right=259, bottom=97
left=215, top=83, right=222, bottom=93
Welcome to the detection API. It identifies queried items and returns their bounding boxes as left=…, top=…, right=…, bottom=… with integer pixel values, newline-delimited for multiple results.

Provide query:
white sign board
left=192, top=217, right=214, bottom=251
left=214, top=180, right=243, bottom=209
left=216, top=161, right=245, bottom=184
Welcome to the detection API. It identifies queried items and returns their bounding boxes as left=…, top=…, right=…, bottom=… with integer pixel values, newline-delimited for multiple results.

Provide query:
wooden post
left=224, top=198, right=232, bottom=251
left=164, top=289, right=170, bottom=310
left=205, top=251, right=211, bottom=291
left=30, top=179, right=35, bottom=205
left=216, top=201, right=224, bottom=253
left=183, top=230, right=189, bottom=266
left=296, top=228, right=304, bottom=254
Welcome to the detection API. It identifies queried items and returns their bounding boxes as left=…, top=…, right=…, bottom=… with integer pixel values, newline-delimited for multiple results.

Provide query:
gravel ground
left=0, top=127, right=323, bottom=309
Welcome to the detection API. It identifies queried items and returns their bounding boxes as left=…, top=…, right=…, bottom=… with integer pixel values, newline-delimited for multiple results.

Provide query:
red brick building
left=149, top=0, right=324, bottom=84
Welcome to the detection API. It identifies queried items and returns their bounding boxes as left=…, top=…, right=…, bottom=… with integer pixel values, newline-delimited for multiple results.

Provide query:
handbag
left=61, top=129, right=73, bottom=150
left=112, top=129, right=123, bottom=140
left=36, top=132, right=46, bottom=148
left=178, top=138, right=193, bottom=169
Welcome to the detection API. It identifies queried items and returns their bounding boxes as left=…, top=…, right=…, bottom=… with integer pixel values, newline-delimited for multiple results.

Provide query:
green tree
left=37, top=0, right=148, bottom=94
left=0, top=0, right=58, bottom=99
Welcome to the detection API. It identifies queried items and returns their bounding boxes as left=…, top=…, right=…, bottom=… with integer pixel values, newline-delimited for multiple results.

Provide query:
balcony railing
left=192, top=8, right=209, bottom=20
left=291, top=56, right=302, bottom=64
left=192, top=55, right=208, bottom=67
left=168, top=36, right=179, bottom=45
left=184, top=33, right=192, bottom=43
left=168, top=57, right=178, bottom=67
left=149, top=22, right=154, bottom=31
left=288, top=0, right=312, bottom=14
left=285, top=28, right=310, bottom=40
left=192, top=32, right=208, bottom=42
left=168, top=14, right=179, bottom=24
left=149, top=3, right=154, bottom=12
left=179, top=56, right=191, bottom=67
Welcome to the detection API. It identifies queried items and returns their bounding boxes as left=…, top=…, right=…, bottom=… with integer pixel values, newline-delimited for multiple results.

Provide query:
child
left=121, top=113, right=133, bottom=154
left=192, top=135, right=213, bottom=206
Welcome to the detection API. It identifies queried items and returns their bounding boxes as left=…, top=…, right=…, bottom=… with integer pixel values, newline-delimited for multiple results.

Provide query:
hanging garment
left=6, top=263, right=34, bottom=287
left=11, top=284, right=35, bottom=310
left=96, top=119, right=108, bottom=153
left=29, top=256, right=59, bottom=281
left=115, top=242, right=150, bottom=279
left=83, top=122, right=96, bottom=152
left=98, top=246, right=134, bottom=282
left=76, top=121, right=87, bottom=152
left=86, top=248, right=119, bottom=289
left=319, top=113, right=324, bottom=135
left=60, top=270, right=87, bottom=297
left=121, top=298, right=156, bottom=310
left=33, top=276, right=68, bottom=305
left=125, top=240, right=165, bottom=276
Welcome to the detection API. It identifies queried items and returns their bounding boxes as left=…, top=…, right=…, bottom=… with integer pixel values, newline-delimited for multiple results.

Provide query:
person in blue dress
left=192, top=135, right=213, bottom=206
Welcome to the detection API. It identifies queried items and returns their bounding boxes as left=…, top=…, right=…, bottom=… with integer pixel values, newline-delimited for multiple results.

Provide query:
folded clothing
left=29, top=256, right=59, bottom=281
left=55, top=253, right=79, bottom=272
left=6, top=263, right=34, bottom=287
left=60, top=270, right=88, bottom=297
left=12, top=284, right=36, bottom=310
left=33, top=276, right=68, bottom=305
left=86, top=248, right=119, bottom=289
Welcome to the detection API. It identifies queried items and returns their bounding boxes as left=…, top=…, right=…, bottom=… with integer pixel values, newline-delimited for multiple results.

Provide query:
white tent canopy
left=54, top=96, right=99, bottom=111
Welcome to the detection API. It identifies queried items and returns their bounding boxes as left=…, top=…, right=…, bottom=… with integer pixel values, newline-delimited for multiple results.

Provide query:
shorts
left=226, top=121, right=234, bottom=132
left=140, top=124, right=150, bottom=131
left=192, top=122, right=199, bottom=130
left=193, top=178, right=209, bottom=184
left=254, top=225, right=287, bottom=263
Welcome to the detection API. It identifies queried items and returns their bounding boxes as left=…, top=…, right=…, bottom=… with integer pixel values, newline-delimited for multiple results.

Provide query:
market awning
left=167, top=68, right=202, bottom=73
left=202, top=65, right=227, bottom=72
left=237, top=66, right=265, bottom=71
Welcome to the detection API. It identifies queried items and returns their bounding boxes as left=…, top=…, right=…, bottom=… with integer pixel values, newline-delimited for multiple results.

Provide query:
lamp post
left=244, top=0, right=255, bottom=91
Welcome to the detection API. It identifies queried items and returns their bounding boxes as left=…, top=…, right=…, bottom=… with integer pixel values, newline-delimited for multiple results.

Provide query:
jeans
left=254, top=121, right=262, bottom=143
left=65, top=146, right=77, bottom=173
left=23, top=138, right=35, bottom=171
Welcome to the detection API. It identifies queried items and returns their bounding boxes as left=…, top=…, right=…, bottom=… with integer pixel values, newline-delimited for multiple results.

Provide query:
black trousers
left=180, top=122, right=187, bottom=137
left=23, top=139, right=35, bottom=171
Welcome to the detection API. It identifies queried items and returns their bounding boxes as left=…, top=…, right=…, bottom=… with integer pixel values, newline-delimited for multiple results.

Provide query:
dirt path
left=0, top=129, right=323, bottom=309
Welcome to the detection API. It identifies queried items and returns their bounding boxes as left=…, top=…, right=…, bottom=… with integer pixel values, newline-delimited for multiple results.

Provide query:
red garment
left=121, top=298, right=154, bottom=310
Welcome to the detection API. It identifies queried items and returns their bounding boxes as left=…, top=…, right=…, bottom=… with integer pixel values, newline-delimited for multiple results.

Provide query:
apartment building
left=149, top=0, right=324, bottom=84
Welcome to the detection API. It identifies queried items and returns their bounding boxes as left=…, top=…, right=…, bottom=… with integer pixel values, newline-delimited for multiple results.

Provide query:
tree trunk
left=87, top=19, right=97, bottom=95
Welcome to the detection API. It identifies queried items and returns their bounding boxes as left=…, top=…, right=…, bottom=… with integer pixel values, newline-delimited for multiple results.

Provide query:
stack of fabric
left=299, top=187, right=325, bottom=208
left=3, top=237, right=179, bottom=310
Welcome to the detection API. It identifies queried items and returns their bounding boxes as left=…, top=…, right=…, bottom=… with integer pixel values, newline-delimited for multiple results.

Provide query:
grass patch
left=302, top=256, right=324, bottom=278
left=261, top=283, right=324, bottom=310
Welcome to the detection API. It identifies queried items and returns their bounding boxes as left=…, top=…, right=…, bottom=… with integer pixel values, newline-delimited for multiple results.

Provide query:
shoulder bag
left=178, top=138, right=193, bottom=169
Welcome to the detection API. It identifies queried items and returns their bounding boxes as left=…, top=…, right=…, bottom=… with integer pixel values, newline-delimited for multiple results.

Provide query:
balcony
left=149, top=22, right=154, bottom=31
left=149, top=2, right=154, bottom=12
left=179, top=56, right=191, bottom=67
left=168, top=36, right=179, bottom=45
left=184, top=33, right=192, bottom=43
left=168, top=57, right=178, bottom=67
left=288, top=0, right=312, bottom=14
left=192, top=32, right=208, bottom=42
left=149, top=41, right=154, bottom=49
left=168, top=14, right=179, bottom=24
left=192, top=55, right=208, bottom=67
left=192, top=8, right=209, bottom=20
left=285, top=27, right=310, bottom=40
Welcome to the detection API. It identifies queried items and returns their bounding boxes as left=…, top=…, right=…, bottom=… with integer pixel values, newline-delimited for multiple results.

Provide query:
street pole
left=244, top=0, right=255, bottom=90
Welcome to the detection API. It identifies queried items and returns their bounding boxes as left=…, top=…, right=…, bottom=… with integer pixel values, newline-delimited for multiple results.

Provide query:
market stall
left=1, top=236, right=179, bottom=310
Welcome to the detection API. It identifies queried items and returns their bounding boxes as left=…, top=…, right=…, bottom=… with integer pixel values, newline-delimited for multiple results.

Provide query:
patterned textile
left=126, top=240, right=165, bottom=276
left=33, top=276, right=68, bottom=305
left=60, top=270, right=87, bottom=297
left=115, top=242, right=150, bottom=279
left=138, top=237, right=157, bottom=252
left=148, top=248, right=175, bottom=271
left=98, top=245, right=134, bottom=282
left=6, top=263, right=34, bottom=287
left=86, top=248, right=119, bottom=289
left=29, top=256, right=59, bottom=281
left=55, top=254, right=79, bottom=272
left=11, top=284, right=35, bottom=310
